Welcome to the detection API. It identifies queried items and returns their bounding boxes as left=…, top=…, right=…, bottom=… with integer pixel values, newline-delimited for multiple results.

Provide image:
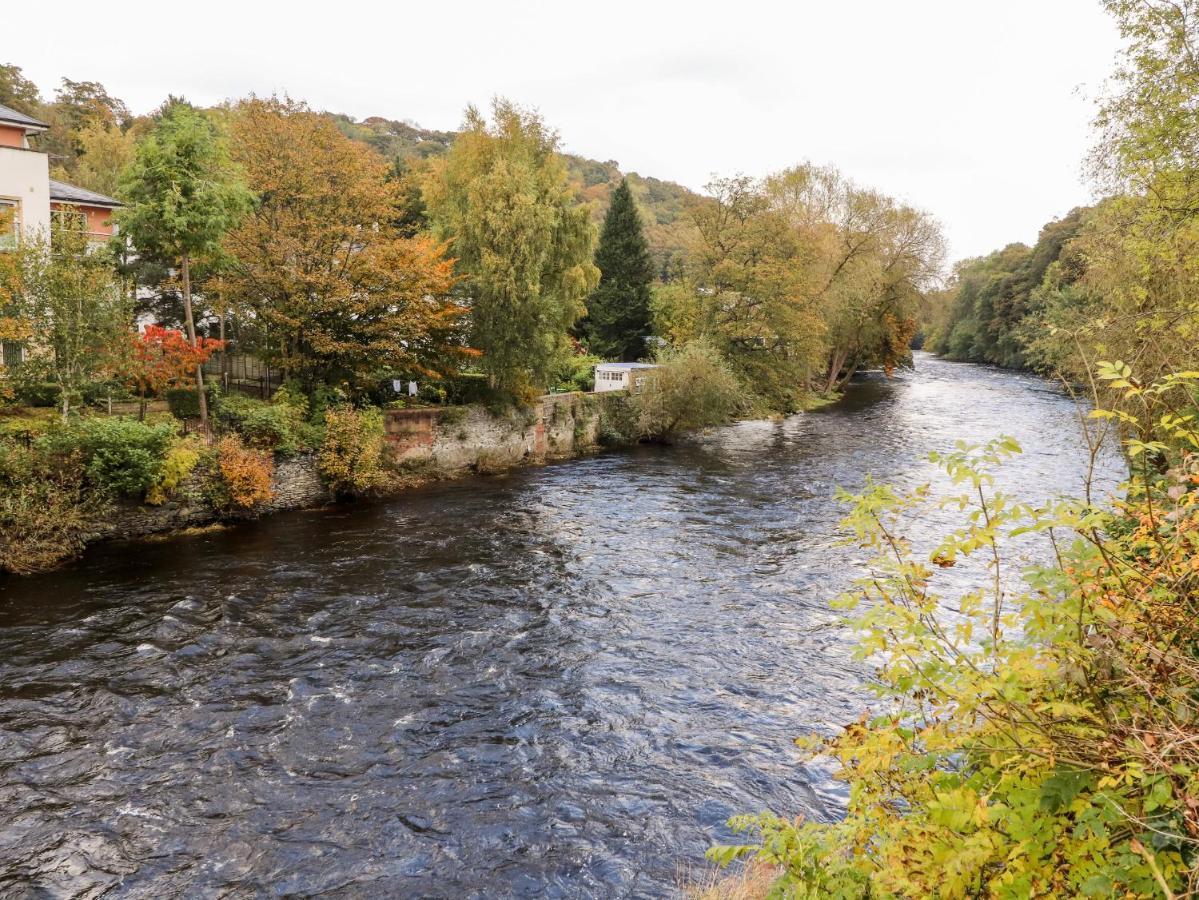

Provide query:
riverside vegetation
left=1, top=70, right=934, bottom=573
left=698, top=1, right=1199, bottom=896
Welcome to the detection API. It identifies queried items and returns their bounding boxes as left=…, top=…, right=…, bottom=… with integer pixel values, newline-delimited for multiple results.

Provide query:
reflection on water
left=0, top=354, right=1125, bottom=897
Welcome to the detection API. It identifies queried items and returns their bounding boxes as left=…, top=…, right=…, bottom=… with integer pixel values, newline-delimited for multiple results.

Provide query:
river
left=0, top=354, right=1126, bottom=898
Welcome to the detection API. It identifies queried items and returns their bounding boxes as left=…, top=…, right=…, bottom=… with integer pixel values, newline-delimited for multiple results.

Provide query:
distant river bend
left=0, top=354, right=1125, bottom=898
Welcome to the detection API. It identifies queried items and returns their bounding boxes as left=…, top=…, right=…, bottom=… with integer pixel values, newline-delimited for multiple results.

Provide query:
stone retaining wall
left=81, top=393, right=605, bottom=549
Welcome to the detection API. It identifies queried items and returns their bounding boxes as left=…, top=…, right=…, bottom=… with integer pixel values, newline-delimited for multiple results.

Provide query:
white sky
left=9, top=0, right=1122, bottom=263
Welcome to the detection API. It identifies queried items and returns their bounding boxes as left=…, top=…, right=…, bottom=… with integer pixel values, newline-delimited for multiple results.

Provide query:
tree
left=0, top=63, right=41, bottom=116
left=0, top=224, right=125, bottom=420
left=423, top=99, right=599, bottom=397
left=71, top=120, right=137, bottom=198
left=118, top=100, right=251, bottom=428
left=220, top=97, right=467, bottom=392
left=655, top=175, right=825, bottom=409
left=764, top=165, right=945, bottom=391
left=1068, top=0, right=1199, bottom=387
left=577, top=178, right=655, bottom=360
left=119, top=325, right=223, bottom=419
left=631, top=339, right=742, bottom=441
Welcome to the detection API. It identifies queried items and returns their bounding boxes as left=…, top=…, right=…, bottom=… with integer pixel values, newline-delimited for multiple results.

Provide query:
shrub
left=318, top=406, right=392, bottom=496
left=445, top=372, right=491, bottom=405
left=210, top=434, right=274, bottom=511
left=0, top=445, right=108, bottom=574
left=597, top=392, right=639, bottom=446
left=552, top=353, right=601, bottom=393
left=37, top=416, right=175, bottom=499
left=165, top=383, right=220, bottom=419
left=438, top=405, right=468, bottom=427
left=632, top=340, right=742, bottom=441
left=145, top=437, right=203, bottom=505
left=15, top=380, right=61, bottom=408
left=216, top=393, right=311, bottom=454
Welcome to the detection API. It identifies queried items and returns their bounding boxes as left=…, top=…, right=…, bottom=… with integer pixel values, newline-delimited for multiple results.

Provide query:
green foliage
left=145, top=437, right=202, bottom=505
left=714, top=369, right=1199, bottom=897
left=630, top=340, right=743, bottom=441
left=215, top=392, right=313, bottom=455
left=577, top=179, right=655, bottom=361
left=437, top=405, right=468, bottom=427
left=596, top=392, right=640, bottom=446
left=0, top=444, right=107, bottom=575
left=552, top=352, right=602, bottom=393
left=0, top=225, right=127, bottom=420
left=423, top=98, right=599, bottom=394
left=38, top=416, right=175, bottom=499
left=118, top=100, right=251, bottom=265
left=0, top=63, right=42, bottom=116
left=929, top=208, right=1090, bottom=369
left=165, top=383, right=220, bottom=419
left=318, top=406, right=392, bottom=496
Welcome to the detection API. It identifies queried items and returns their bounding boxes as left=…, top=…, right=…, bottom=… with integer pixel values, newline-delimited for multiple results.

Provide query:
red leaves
left=121, top=325, right=224, bottom=399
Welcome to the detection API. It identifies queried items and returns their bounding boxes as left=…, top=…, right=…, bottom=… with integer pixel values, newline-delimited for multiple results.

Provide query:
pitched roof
left=49, top=179, right=122, bottom=209
left=0, top=102, right=48, bottom=132
left=595, top=362, right=658, bottom=370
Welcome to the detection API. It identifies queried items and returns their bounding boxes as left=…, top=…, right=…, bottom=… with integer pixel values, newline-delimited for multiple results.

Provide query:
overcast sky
left=9, top=0, right=1122, bottom=263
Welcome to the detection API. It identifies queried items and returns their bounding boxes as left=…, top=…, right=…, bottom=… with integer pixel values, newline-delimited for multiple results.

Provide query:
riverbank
left=1, top=391, right=610, bottom=575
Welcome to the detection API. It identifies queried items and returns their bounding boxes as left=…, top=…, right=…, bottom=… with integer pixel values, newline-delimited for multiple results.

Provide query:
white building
left=0, top=104, right=52, bottom=247
left=0, top=102, right=122, bottom=251
left=593, top=362, right=658, bottom=393
left=0, top=103, right=123, bottom=367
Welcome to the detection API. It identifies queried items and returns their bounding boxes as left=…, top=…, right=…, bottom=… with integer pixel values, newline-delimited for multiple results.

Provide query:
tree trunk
left=824, top=348, right=848, bottom=394
left=218, top=305, right=228, bottom=390
left=180, top=253, right=209, bottom=429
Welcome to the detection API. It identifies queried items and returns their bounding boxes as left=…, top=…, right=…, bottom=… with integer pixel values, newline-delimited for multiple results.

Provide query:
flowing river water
left=0, top=354, right=1127, bottom=898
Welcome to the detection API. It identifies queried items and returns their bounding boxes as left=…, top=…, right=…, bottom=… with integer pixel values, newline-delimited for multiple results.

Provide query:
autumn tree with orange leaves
left=119, top=325, right=223, bottom=419
left=220, top=97, right=468, bottom=393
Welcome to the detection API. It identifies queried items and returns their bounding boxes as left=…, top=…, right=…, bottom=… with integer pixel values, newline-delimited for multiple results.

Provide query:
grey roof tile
left=48, top=179, right=122, bottom=208
left=0, top=103, right=48, bottom=130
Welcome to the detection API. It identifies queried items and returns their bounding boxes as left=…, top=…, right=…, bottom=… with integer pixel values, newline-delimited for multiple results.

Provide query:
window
left=0, top=199, right=18, bottom=250
left=1, top=341, right=24, bottom=367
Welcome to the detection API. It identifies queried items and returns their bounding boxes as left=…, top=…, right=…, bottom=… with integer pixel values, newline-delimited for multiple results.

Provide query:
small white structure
left=593, top=362, right=658, bottom=393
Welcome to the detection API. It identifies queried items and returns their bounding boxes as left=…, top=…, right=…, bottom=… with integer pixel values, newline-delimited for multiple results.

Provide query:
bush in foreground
left=0, top=445, right=107, bottom=575
left=318, top=406, right=392, bottom=496
left=209, top=435, right=274, bottom=511
left=712, top=368, right=1199, bottom=898
left=38, top=417, right=176, bottom=500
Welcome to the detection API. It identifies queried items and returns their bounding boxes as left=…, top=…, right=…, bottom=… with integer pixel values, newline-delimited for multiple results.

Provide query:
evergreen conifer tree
left=581, top=179, right=655, bottom=360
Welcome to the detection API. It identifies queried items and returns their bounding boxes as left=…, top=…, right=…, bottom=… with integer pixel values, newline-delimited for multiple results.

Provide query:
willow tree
left=119, top=100, right=251, bottom=427
left=422, top=99, right=598, bottom=397
left=765, top=165, right=944, bottom=391
left=220, top=98, right=465, bottom=392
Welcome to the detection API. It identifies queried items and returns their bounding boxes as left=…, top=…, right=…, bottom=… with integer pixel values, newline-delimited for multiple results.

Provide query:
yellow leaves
left=0, top=316, right=32, bottom=342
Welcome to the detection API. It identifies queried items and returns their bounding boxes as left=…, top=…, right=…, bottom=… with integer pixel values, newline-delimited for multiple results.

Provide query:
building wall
left=51, top=202, right=117, bottom=239
left=0, top=146, right=51, bottom=240
left=0, top=125, right=27, bottom=149
left=594, top=368, right=630, bottom=393
left=384, top=392, right=602, bottom=473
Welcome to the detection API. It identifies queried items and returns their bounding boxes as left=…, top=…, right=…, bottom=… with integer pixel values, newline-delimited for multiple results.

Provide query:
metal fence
left=203, top=352, right=283, bottom=400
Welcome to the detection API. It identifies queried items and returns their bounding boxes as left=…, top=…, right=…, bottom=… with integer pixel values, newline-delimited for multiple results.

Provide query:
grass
left=678, top=860, right=781, bottom=899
